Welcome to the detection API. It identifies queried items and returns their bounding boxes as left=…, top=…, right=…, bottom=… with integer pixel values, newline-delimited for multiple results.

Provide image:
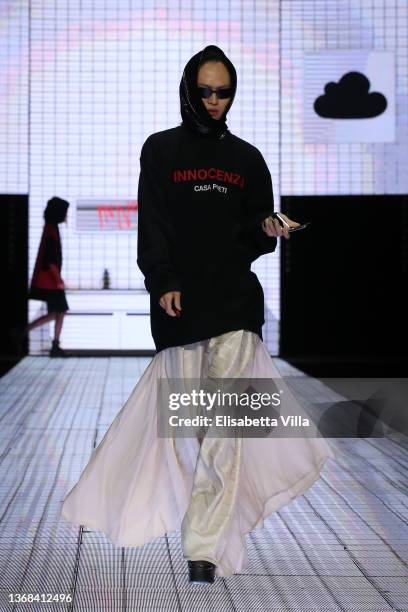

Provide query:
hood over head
left=44, top=196, right=70, bottom=224
left=179, top=44, right=237, bottom=140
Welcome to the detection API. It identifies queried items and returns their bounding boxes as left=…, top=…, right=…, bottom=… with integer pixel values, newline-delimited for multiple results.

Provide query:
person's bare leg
left=54, top=312, right=66, bottom=341
left=10, top=312, right=56, bottom=353
left=25, top=312, right=56, bottom=333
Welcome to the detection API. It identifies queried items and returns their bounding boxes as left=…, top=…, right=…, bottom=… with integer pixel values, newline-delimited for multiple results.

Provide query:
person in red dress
left=11, top=196, right=70, bottom=357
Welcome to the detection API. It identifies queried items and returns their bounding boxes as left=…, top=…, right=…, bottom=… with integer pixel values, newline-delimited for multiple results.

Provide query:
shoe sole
left=187, top=560, right=216, bottom=584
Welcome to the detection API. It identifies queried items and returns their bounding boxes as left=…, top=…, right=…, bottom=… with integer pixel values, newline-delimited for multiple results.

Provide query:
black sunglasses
left=197, top=86, right=233, bottom=99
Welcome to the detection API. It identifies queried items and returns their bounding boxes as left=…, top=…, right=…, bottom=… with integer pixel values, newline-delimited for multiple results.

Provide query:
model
left=61, top=45, right=337, bottom=585
left=11, top=196, right=70, bottom=357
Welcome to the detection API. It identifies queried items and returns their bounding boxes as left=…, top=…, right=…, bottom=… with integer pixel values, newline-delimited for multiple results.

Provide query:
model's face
left=197, top=61, right=232, bottom=120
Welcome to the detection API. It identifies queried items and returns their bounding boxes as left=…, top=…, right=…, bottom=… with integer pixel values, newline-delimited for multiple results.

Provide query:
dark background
left=280, top=195, right=408, bottom=376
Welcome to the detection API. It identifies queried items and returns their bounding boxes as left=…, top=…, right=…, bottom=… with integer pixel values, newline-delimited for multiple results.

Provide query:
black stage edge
left=283, top=355, right=408, bottom=378
left=0, top=195, right=28, bottom=378
left=56, top=349, right=156, bottom=357
left=280, top=195, right=408, bottom=379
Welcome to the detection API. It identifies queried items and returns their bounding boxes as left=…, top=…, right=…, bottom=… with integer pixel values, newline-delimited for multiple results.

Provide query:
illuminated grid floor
left=0, top=356, right=407, bottom=611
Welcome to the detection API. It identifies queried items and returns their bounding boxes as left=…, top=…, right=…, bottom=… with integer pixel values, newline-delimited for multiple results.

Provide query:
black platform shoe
left=49, top=339, right=69, bottom=358
left=187, top=560, right=216, bottom=584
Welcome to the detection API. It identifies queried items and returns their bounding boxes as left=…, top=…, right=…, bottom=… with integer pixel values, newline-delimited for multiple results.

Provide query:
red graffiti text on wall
left=97, top=201, right=138, bottom=229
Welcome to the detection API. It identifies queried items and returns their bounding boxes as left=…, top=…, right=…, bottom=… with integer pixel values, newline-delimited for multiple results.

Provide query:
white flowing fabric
left=61, top=329, right=338, bottom=577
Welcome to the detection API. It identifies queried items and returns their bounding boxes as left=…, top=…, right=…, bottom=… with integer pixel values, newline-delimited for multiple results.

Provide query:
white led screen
left=1, top=0, right=407, bottom=354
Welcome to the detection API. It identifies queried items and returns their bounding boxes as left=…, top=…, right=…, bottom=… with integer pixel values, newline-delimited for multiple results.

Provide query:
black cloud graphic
left=314, top=71, right=387, bottom=119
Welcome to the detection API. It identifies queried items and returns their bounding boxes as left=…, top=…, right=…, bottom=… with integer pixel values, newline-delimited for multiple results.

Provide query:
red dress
left=29, top=223, right=69, bottom=313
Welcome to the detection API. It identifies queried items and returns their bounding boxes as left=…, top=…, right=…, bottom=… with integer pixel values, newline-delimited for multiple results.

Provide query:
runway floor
left=0, top=355, right=407, bottom=611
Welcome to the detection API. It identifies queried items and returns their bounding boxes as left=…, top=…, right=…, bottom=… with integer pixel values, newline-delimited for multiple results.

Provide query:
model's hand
left=57, top=280, right=65, bottom=290
left=261, top=213, right=301, bottom=239
left=159, top=291, right=182, bottom=317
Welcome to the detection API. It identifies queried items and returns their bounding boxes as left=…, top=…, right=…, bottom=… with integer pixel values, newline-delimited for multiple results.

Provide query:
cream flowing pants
left=179, top=329, right=257, bottom=565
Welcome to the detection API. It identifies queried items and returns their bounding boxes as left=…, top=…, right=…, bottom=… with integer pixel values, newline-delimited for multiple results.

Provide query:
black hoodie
left=137, top=45, right=277, bottom=353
